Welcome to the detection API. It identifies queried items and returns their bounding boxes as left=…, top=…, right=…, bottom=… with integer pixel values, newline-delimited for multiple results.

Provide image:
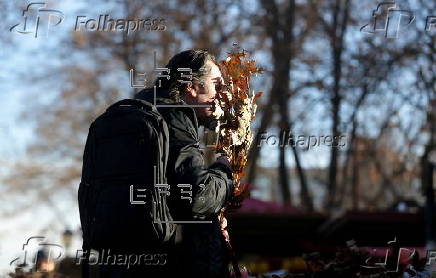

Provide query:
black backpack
left=78, top=98, right=176, bottom=256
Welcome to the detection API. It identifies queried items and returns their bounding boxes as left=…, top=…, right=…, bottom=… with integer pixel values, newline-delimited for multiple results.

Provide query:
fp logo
left=360, top=2, right=415, bottom=39
left=10, top=2, right=64, bottom=38
left=10, top=236, right=64, bottom=272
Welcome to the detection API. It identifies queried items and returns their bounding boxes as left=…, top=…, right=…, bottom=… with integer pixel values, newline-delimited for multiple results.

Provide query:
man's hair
left=154, top=49, right=216, bottom=102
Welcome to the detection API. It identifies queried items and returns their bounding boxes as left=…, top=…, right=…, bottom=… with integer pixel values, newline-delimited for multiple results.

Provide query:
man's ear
left=185, top=84, right=197, bottom=98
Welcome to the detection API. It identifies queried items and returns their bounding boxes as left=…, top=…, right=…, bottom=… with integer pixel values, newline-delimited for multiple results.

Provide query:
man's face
left=184, top=60, right=224, bottom=126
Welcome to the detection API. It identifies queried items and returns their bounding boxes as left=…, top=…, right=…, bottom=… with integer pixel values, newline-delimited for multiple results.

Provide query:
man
left=135, top=49, right=234, bottom=278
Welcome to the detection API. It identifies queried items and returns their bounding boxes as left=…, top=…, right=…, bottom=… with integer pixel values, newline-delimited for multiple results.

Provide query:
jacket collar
left=134, top=88, right=199, bottom=129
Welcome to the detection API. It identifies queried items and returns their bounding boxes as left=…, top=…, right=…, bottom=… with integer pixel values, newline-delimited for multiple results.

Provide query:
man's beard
left=198, top=115, right=219, bottom=131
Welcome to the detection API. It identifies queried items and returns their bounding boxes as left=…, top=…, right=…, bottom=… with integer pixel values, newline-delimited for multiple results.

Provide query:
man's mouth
left=197, top=101, right=214, bottom=107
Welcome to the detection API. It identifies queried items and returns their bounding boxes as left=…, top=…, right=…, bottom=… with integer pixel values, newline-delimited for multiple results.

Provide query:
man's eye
left=216, top=82, right=229, bottom=91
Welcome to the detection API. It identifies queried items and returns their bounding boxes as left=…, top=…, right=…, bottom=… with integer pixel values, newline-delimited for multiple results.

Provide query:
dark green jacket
left=135, top=88, right=233, bottom=278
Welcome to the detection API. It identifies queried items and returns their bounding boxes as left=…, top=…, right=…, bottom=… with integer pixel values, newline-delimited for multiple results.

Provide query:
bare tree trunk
left=413, top=0, right=435, bottom=245
left=326, top=0, right=350, bottom=210
left=422, top=95, right=436, bottom=247
left=351, top=140, right=360, bottom=210
left=253, top=0, right=315, bottom=208
left=423, top=138, right=435, bottom=245
left=259, top=0, right=296, bottom=206
left=291, top=142, right=313, bottom=210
